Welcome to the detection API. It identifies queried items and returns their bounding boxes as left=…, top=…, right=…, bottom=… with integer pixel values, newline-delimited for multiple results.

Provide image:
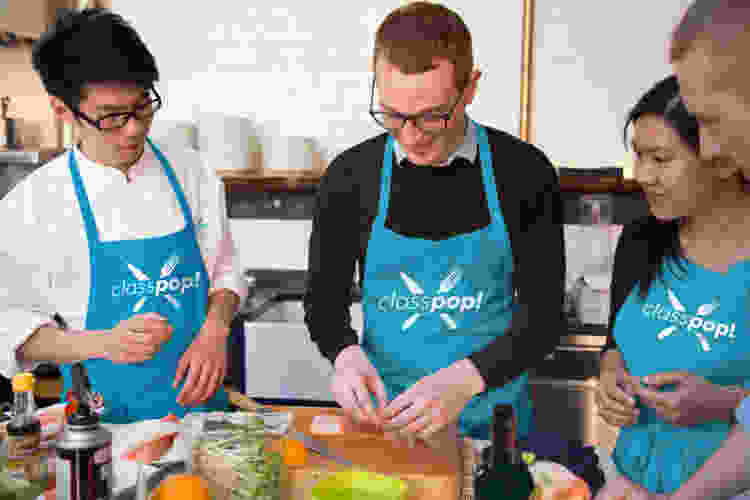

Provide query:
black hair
left=31, top=8, right=159, bottom=112
left=623, top=75, right=700, bottom=300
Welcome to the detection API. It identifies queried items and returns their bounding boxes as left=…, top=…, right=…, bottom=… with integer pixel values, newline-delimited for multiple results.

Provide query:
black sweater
left=303, top=126, right=566, bottom=390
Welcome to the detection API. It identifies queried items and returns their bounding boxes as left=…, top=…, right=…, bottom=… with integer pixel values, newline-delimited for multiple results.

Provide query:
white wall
left=115, top=1, right=523, bottom=164
left=534, top=0, right=693, bottom=170
left=114, top=1, right=695, bottom=270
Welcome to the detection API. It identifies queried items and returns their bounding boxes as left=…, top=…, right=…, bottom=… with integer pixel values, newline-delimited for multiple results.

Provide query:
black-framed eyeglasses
left=70, top=87, right=162, bottom=132
left=368, top=76, right=464, bottom=135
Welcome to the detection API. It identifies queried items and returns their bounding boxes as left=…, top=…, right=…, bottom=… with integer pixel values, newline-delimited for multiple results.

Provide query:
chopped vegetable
left=282, top=438, right=307, bottom=467
left=195, top=413, right=283, bottom=500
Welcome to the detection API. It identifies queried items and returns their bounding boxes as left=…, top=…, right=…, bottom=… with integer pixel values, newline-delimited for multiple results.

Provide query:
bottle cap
left=12, top=372, right=34, bottom=392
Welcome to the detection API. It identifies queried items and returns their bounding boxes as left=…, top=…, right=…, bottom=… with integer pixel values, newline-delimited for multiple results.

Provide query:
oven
left=227, top=268, right=362, bottom=405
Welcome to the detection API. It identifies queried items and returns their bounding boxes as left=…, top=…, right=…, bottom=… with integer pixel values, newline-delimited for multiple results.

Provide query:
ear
left=50, top=96, right=75, bottom=125
left=462, top=69, right=482, bottom=107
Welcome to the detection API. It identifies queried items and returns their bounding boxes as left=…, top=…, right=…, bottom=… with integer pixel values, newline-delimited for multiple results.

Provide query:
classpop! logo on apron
left=376, top=267, right=485, bottom=331
left=643, top=288, right=737, bottom=352
left=111, top=254, right=201, bottom=312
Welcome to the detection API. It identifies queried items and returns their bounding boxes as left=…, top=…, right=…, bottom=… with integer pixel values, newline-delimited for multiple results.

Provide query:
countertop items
left=227, top=390, right=464, bottom=500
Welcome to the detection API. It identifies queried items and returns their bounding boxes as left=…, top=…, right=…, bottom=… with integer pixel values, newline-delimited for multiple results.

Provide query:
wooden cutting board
left=226, top=390, right=463, bottom=500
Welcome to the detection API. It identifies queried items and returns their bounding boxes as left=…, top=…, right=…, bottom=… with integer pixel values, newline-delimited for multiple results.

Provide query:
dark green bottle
left=475, top=404, right=535, bottom=500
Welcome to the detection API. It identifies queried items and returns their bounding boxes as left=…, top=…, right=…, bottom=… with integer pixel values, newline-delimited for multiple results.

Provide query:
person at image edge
left=593, top=75, right=750, bottom=500
left=0, top=8, right=245, bottom=423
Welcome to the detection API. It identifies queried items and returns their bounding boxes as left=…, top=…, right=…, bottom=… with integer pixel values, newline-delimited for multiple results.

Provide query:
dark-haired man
left=0, top=8, right=245, bottom=423
left=305, top=1, right=564, bottom=444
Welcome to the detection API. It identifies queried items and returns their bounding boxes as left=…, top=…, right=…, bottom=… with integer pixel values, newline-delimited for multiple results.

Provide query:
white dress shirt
left=0, top=141, right=247, bottom=377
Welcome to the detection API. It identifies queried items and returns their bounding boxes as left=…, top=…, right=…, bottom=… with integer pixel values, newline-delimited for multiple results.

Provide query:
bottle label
left=493, top=406, right=519, bottom=466
left=7, top=432, right=44, bottom=481
left=56, top=445, right=112, bottom=500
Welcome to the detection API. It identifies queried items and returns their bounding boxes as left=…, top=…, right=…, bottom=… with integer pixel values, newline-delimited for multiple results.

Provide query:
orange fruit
left=150, top=473, right=211, bottom=500
left=282, top=437, right=307, bottom=467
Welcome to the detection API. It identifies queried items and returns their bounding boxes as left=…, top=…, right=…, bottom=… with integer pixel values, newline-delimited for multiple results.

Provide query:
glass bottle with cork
left=6, top=372, right=45, bottom=483
left=475, top=404, right=535, bottom=500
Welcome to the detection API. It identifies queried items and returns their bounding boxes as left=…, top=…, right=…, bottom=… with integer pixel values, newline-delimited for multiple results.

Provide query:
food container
left=188, top=410, right=292, bottom=500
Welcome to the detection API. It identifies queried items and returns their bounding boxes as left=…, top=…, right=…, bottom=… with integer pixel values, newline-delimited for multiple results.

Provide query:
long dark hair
left=623, top=75, right=700, bottom=300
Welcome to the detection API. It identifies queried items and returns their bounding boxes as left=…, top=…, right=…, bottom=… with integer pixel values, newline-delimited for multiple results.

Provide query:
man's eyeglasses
left=71, top=88, right=162, bottom=132
left=368, top=77, right=463, bottom=135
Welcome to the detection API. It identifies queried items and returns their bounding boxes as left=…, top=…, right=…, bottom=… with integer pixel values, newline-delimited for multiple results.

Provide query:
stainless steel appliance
left=526, top=189, right=648, bottom=454
left=527, top=332, right=618, bottom=453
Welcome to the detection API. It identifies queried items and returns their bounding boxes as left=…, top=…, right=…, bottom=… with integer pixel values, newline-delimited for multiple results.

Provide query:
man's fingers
left=405, top=412, right=432, bottom=435
left=600, top=389, right=639, bottom=416
left=384, top=390, right=413, bottom=420
left=352, top=380, right=375, bottom=422
left=385, top=399, right=428, bottom=430
left=331, top=377, right=361, bottom=419
left=189, top=365, right=212, bottom=406
left=366, top=373, right=389, bottom=416
left=598, top=407, right=638, bottom=427
left=195, top=366, right=221, bottom=406
left=174, top=356, right=188, bottom=388
left=418, top=421, right=443, bottom=445
left=177, top=364, right=200, bottom=406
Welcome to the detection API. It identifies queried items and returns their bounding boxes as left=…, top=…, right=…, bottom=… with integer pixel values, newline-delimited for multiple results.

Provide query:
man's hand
left=382, top=359, right=484, bottom=445
left=636, top=371, right=744, bottom=426
left=102, top=313, right=173, bottom=364
left=173, top=318, right=228, bottom=407
left=331, top=345, right=389, bottom=426
left=597, top=367, right=641, bottom=427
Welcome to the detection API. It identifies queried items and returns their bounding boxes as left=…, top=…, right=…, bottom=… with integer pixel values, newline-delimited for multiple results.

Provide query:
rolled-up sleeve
left=0, top=181, right=56, bottom=377
left=197, top=159, right=246, bottom=305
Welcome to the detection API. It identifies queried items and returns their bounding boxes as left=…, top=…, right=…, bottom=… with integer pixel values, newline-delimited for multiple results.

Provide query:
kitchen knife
left=289, top=430, right=354, bottom=468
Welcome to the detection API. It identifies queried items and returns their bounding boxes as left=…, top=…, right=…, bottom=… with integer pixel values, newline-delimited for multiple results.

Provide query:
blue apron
left=612, top=258, right=750, bottom=493
left=361, top=121, right=533, bottom=440
left=60, top=138, right=229, bottom=423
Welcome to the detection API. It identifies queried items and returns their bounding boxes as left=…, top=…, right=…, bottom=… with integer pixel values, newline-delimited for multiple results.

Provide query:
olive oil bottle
left=475, top=404, right=535, bottom=500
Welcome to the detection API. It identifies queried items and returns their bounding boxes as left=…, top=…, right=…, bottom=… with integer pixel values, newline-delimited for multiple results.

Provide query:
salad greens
left=196, top=414, right=283, bottom=500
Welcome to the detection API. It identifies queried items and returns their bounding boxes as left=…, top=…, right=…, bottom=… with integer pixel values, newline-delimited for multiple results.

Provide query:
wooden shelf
left=559, top=176, right=642, bottom=194
left=220, top=169, right=643, bottom=195
left=219, top=169, right=323, bottom=194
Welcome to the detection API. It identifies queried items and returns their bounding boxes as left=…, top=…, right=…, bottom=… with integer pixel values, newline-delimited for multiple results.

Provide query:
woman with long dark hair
left=595, top=75, right=750, bottom=499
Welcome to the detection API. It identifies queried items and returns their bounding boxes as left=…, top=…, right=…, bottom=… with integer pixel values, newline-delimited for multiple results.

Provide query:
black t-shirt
left=303, top=125, right=566, bottom=390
